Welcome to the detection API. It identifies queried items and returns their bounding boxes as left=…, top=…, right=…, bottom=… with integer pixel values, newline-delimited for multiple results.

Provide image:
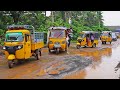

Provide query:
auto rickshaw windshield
left=79, top=33, right=84, bottom=38
left=102, top=33, right=108, bottom=36
left=5, top=32, right=24, bottom=42
left=49, top=30, right=65, bottom=38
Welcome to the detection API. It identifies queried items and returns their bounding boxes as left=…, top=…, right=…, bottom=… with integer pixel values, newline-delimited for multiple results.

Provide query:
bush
left=0, top=39, right=4, bottom=46
left=0, top=29, right=4, bottom=36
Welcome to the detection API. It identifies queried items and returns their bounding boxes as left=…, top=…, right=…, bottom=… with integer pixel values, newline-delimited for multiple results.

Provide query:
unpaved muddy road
left=0, top=39, right=120, bottom=79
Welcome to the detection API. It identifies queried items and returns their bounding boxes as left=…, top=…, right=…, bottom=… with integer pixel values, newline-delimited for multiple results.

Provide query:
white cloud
left=102, top=11, right=120, bottom=26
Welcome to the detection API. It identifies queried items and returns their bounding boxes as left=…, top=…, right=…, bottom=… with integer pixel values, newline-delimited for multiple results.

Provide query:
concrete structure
left=105, top=26, right=120, bottom=31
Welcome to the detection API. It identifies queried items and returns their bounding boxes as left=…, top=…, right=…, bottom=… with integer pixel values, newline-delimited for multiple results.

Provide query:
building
left=105, top=26, right=120, bottom=31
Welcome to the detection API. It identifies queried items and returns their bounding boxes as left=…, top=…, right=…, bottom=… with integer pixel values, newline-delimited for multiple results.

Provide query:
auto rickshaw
left=100, top=31, right=112, bottom=44
left=47, top=27, right=69, bottom=54
left=76, top=31, right=99, bottom=49
left=3, top=25, right=44, bottom=68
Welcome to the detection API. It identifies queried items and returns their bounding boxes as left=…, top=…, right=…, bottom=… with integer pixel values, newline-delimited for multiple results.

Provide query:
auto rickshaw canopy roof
left=102, top=31, right=112, bottom=33
left=7, top=25, right=35, bottom=34
left=80, top=31, right=97, bottom=34
left=49, top=26, right=67, bottom=30
left=7, top=25, right=34, bottom=30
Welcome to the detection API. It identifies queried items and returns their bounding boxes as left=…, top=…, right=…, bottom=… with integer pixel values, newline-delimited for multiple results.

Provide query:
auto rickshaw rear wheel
left=35, top=49, right=40, bottom=60
left=105, top=41, right=106, bottom=44
left=92, top=43, right=96, bottom=48
left=17, top=60, right=23, bottom=64
left=110, top=41, right=112, bottom=44
left=49, top=49, right=52, bottom=53
left=8, top=61, right=14, bottom=69
left=102, top=41, right=104, bottom=44
left=39, top=49, right=42, bottom=56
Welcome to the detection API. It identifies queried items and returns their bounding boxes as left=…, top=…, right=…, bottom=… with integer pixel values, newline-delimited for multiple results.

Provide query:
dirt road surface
left=0, top=39, right=120, bottom=79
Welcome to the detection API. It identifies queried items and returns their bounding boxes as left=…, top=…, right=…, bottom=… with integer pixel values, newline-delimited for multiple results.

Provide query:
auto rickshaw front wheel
left=102, top=41, right=106, bottom=44
left=110, top=41, right=112, bottom=44
left=56, top=48, right=59, bottom=54
left=8, top=60, right=14, bottom=69
left=76, top=45, right=80, bottom=49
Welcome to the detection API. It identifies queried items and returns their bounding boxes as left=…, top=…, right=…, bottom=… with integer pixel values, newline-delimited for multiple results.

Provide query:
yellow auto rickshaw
left=76, top=31, right=99, bottom=49
left=3, top=25, right=44, bottom=68
left=47, top=27, right=68, bottom=54
left=101, top=31, right=112, bottom=44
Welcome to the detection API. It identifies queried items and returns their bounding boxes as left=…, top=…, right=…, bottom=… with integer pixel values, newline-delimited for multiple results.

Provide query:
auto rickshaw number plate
left=54, top=44, right=61, bottom=48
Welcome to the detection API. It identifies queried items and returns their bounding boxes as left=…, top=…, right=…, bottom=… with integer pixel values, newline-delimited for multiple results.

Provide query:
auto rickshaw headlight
left=62, top=41, right=66, bottom=44
left=3, top=46, right=6, bottom=50
left=49, top=41, right=53, bottom=44
left=17, top=45, right=23, bottom=50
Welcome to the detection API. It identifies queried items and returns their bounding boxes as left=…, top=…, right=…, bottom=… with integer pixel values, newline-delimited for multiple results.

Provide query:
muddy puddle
left=63, top=43, right=120, bottom=79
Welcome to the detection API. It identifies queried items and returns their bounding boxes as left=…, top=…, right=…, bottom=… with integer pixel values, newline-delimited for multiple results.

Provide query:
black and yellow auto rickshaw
left=76, top=31, right=99, bottom=49
left=47, top=27, right=68, bottom=54
left=100, top=31, right=112, bottom=44
left=3, top=25, right=44, bottom=68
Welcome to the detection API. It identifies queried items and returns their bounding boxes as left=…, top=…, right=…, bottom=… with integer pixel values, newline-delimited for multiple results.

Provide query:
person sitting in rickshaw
left=86, top=34, right=90, bottom=46
left=90, top=33, right=95, bottom=44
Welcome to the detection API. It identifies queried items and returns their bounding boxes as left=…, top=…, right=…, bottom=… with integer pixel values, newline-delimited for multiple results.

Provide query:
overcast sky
left=46, top=11, right=120, bottom=26
left=102, top=11, right=120, bottom=26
